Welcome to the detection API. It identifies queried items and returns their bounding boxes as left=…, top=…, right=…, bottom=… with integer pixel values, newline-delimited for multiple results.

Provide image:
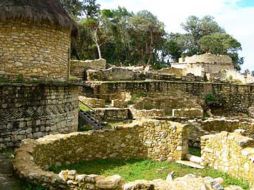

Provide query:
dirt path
left=0, top=153, right=22, bottom=190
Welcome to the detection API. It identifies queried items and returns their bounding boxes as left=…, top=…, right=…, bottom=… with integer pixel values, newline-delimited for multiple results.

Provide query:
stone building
left=172, top=53, right=235, bottom=75
left=0, top=0, right=79, bottom=149
left=0, top=0, right=77, bottom=81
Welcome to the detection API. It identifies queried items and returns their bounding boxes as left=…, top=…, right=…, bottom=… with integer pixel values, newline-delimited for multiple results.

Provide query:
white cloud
left=98, top=0, right=254, bottom=71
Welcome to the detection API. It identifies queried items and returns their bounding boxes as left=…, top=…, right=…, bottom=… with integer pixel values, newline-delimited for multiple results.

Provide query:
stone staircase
left=79, top=110, right=104, bottom=130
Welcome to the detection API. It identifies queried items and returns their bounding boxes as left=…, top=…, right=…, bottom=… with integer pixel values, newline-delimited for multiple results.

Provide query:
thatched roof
left=0, top=0, right=77, bottom=35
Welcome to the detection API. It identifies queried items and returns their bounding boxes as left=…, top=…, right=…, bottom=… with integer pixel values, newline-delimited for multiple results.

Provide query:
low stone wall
left=13, top=119, right=188, bottom=189
left=133, top=95, right=202, bottom=118
left=94, top=108, right=130, bottom=121
left=87, top=67, right=146, bottom=81
left=172, top=108, right=203, bottom=118
left=201, top=131, right=254, bottom=185
left=70, top=59, right=106, bottom=79
left=0, top=83, right=79, bottom=150
left=130, top=108, right=166, bottom=119
left=188, top=118, right=254, bottom=147
left=79, top=96, right=105, bottom=108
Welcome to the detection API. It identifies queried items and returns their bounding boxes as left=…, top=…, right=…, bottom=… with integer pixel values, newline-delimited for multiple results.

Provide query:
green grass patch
left=49, top=159, right=249, bottom=189
left=79, top=103, right=91, bottom=112
left=188, top=147, right=201, bottom=157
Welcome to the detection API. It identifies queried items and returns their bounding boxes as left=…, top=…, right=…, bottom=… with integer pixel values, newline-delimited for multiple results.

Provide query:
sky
left=97, top=0, right=254, bottom=71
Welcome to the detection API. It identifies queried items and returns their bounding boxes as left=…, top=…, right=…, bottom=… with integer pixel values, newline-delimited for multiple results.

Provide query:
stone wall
left=133, top=94, right=203, bottom=118
left=179, top=54, right=233, bottom=64
left=177, top=54, right=235, bottom=74
left=201, top=131, right=254, bottom=185
left=13, top=119, right=188, bottom=189
left=70, top=59, right=106, bottom=79
left=79, top=96, right=105, bottom=108
left=0, top=83, right=79, bottom=150
left=87, top=67, right=146, bottom=81
left=0, top=21, right=71, bottom=81
left=188, top=118, right=254, bottom=147
left=84, top=81, right=254, bottom=114
left=94, top=108, right=130, bottom=121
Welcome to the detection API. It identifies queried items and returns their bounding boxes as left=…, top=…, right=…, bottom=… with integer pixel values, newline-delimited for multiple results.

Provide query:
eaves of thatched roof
left=0, top=0, right=77, bottom=35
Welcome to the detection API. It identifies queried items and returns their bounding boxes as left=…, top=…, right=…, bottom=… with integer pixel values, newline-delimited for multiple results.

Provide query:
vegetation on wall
left=60, top=1, right=243, bottom=70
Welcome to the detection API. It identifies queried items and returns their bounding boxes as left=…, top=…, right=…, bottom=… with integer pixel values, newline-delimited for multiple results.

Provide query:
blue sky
left=238, top=0, right=254, bottom=7
left=98, top=0, right=254, bottom=71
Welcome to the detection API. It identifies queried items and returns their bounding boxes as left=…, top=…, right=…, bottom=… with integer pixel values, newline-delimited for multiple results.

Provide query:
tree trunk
left=93, top=29, right=102, bottom=59
left=147, top=31, right=153, bottom=65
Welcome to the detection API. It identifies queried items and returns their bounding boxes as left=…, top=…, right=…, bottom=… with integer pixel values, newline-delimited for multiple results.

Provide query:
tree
left=199, top=33, right=242, bottom=69
left=180, top=15, right=225, bottom=55
left=166, top=15, right=243, bottom=69
left=59, top=0, right=83, bottom=19
left=199, top=33, right=241, bottom=54
left=83, top=0, right=100, bottom=18
left=129, top=10, right=165, bottom=65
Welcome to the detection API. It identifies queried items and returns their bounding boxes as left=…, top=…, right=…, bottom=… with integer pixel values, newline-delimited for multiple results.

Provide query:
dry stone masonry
left=13, top=119, right=188, bottom=189
left=0, top=83, right=79, bottom=150
left=0, top=21, right=71, bottom=81
left=201, top=131, right=254, bottom=185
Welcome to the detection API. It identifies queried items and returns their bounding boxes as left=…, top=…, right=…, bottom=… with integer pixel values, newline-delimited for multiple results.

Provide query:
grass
left=188, top=147, right=201, bottom=157
left=49, top=159, right=249, bottom=189
left=79, top=103, right=91, bottom=112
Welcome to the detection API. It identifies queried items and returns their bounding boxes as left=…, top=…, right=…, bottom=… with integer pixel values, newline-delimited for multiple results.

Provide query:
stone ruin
left=1, top=1, right=254, bottom=189
left=9, top=57, right=254, bottom=189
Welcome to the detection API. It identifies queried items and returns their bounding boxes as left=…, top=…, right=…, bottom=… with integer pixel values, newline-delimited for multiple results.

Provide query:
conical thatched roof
left=0, top=0, right=77, bottom=35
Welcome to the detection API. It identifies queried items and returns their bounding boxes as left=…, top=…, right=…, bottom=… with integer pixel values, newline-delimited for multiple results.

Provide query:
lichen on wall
left=201, top=131, right=254, bottom=185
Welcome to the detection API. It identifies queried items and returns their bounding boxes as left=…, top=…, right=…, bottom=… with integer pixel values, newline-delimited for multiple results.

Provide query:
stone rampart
left=13, top=119, right=188, bottom=189
left=84, top=81, right=254, bottom=114
left=201, top=131, right=254, bottom=185
left=0, top=83, right=79, bottom=149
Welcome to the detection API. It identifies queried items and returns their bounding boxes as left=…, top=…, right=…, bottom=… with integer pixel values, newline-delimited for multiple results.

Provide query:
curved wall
left=0, top=21, right=71, bottom=80
left=0, top=83, right=79, bottom=149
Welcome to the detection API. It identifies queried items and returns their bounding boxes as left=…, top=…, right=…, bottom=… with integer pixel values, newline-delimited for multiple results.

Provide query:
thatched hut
left=0, top=0, right=77, bottom=80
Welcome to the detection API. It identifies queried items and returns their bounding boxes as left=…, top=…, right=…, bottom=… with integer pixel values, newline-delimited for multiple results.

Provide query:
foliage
left=165, top=15, right=243, bottom=69
left=50, top=159, right=249, bottom=189
left=60, top=0, right=244, bottom=69
left=188, top=147, right=201, bottom=157
left=204, top=93, right=226, bottom=108
left=59, top=0, right=83, bottom=19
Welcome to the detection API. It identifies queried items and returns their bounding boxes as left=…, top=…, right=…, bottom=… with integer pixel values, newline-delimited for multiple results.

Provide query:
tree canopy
left=60, top=1, right=244, bottom=70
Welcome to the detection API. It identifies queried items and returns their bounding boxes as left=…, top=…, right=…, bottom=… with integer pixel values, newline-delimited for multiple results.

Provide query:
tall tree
left=129, top=10, right=165, bottom=65
left=83, top=0, right=100, bottom=18
left=166, top=15, right=243, bottom=69
left=59, top=0, right=83, bottom=19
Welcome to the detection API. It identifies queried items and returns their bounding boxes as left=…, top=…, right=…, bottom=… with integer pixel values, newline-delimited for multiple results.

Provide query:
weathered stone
left=96, top=175, right=123, bottom=189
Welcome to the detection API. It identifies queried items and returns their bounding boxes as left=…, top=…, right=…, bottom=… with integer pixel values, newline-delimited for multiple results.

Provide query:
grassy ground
left=50, top=159, right=249, bottom=189
left=79, top=103, right=91, bottom=112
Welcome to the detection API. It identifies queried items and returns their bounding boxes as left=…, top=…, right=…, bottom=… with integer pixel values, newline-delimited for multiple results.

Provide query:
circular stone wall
left=13, top=120, right=188, bottom=189
left=0, top=21, right=71, bottom=80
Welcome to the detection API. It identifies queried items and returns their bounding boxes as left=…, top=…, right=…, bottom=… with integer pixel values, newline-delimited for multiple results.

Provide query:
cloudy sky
left=98, top=0, right=254, bottom=71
